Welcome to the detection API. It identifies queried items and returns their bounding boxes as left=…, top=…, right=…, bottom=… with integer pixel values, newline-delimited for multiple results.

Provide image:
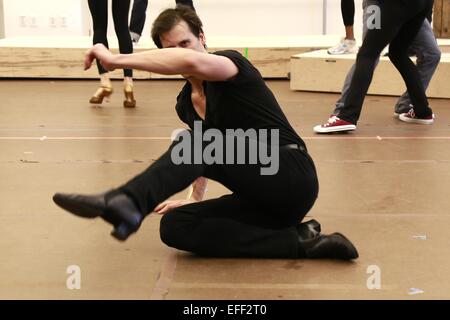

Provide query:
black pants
left=118, top=130, right=319, bottom=258
left=88, top=0, right=133, bottom=77
left=129, top=0, right=196, bottom=37
left=338, top=0, right=434, bottom=124
left=342, top=0, right=355, bottom=26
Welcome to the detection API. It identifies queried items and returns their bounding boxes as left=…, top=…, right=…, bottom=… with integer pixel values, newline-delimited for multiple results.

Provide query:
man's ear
left=199, top=33, right=207, bottom=49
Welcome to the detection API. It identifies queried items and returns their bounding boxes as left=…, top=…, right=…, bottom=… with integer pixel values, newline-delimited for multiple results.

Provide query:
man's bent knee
left=159, top=212, right=179, bottom=247
left=159, top=210, right=195, bottom=249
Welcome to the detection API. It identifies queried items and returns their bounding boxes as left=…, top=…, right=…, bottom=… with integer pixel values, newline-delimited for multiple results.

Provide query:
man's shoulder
left=211, top=49, right=242, bottom=57
left=211, top=50, right=247, bottom=64
left=213, top=50, right=262, bottom=83
left=211, top=50, right=259, bottom=81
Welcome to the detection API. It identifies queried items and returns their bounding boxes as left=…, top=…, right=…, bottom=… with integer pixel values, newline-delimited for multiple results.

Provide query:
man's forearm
left=109, top=48, right=197, bottom=75
left=187, top=177, right=208, bottom=201
left=96, top=46, right=238, bottom=82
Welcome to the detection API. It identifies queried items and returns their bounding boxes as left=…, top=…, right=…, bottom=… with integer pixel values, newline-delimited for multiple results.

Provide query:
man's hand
left=84, top=43, right=115, bottom=71
left=154, top=199, right=197, bottom=215
left=154, top=177, right=208, bottom=215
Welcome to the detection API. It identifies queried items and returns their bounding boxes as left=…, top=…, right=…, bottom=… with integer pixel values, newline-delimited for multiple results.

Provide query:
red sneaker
left=399, top=108, right=434, bottom=125
left=313, top=116, right=356, bottom=133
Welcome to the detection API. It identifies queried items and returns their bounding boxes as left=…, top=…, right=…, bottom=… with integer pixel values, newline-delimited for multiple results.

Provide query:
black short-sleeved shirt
left=175, top=50, right=305, bottom=148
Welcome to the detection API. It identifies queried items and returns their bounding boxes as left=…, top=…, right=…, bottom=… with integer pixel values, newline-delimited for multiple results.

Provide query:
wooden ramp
left=290, top=49, right=450, bottom=99
left=0, top=35, right=345, bottom=79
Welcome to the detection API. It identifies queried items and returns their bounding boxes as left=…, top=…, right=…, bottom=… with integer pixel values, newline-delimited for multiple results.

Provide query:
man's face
left=160, top=20, right=206, bottom=52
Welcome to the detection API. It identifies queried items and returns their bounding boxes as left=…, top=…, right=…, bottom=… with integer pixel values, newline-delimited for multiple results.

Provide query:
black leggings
left=130, top=0, right=196, bottom=37
left=339, top=0, right=434, bottom=124
left=342, top=0, right=355, bottom=27
left=88, top=0, right=133, bottom=77
left=118, top=130, right=319, bottom=258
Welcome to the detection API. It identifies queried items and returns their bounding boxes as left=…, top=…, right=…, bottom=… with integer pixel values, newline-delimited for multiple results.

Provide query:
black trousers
left=88, top=0, right=133, bottom=77
left=118, top=130, right=319, bottom=258
left=129, top=0, right=196, bottom=37
left=342, top=0, right=355, bottom=27
left=338, top=0, right=434, bottom=124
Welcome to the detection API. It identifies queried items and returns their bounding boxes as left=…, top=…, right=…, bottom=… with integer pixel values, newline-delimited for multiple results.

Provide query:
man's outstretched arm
left=84, top=44, right=238, bottom=81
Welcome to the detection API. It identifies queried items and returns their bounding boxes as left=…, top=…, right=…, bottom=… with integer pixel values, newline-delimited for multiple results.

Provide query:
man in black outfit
left=53, top=6, right=358, bottom=260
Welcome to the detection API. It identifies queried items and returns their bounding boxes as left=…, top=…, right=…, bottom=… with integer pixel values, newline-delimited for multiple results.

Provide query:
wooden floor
left=1, top=79, right=450, bottom=299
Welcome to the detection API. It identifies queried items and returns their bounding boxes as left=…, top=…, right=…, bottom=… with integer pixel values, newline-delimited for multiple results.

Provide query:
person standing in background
left=328, top=0, right=358, bottom=55
left=315, top=0, right=440, bottom=133
left=88, top=0, right=136, bottom=108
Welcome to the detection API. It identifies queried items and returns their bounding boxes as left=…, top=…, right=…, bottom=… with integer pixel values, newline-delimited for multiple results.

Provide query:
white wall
left=0, top=0, right=5, bottom=38
left=124, top=0, right=365, bottom=38
left=325, top=0, right=364, bottom=38
left=148, top=0, right=327, bottom=37
left=3, top=0, right=85, bottom=36
left=3, top=0, right=364, bottom=38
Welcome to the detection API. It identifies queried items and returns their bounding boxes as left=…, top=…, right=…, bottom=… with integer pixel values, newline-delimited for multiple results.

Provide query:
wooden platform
left=438, top=38, right=450, bottom=52
left=290, top=50, right=450, bottom=99
left=1, top=35, right=448, bottom=80
left=0, top=35, right=346, bottom=79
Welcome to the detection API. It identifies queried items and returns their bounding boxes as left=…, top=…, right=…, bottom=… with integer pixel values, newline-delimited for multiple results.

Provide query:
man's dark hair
left=151, top=5, right=204, bottom=49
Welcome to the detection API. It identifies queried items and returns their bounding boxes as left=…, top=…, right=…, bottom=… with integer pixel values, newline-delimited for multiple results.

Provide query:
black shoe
left=297, top=219, right=321, bottom=240
left=300, top=232, right=359, bottom=260
left=53, top=191, right=143, bottom=241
